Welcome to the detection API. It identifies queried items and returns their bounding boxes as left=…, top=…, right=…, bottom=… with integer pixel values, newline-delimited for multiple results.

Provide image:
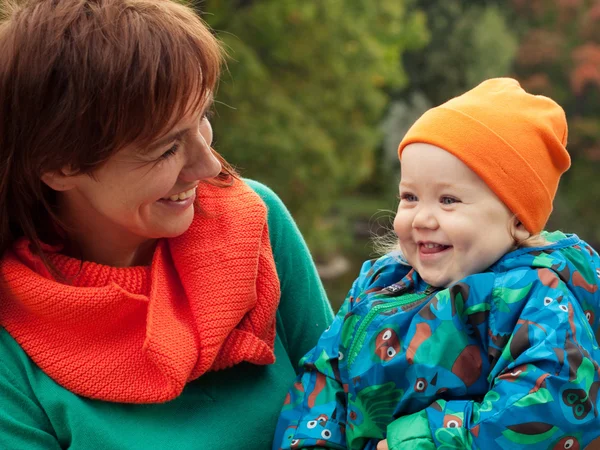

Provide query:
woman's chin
left=148, top=217, right=194, bottom=240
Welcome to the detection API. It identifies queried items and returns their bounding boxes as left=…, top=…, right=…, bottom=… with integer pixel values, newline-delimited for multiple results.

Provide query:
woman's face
left=47, top=97, right=222, bottom=265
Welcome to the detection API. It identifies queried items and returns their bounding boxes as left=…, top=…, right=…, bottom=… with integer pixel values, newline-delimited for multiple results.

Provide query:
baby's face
left=394, top=143, right=516, bottom=288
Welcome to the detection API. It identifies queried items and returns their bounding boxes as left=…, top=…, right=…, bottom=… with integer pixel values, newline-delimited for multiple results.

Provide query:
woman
left=0, top=0, right=333, bottom=448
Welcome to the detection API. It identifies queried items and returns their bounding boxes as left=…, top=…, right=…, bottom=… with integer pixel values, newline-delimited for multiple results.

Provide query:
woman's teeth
left=423, top=243, right=442, bottom=249
left=166, top=187, right=196, bottom=201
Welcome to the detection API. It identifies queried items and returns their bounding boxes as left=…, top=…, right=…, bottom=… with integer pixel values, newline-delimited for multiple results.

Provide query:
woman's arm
left=246, top=179, right=334, bottom=370
left=0, top=331, right=62, bottom=449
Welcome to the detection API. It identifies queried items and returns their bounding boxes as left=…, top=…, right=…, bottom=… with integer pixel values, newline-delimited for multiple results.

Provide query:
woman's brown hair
left=0, top=0, right=236, bottom=263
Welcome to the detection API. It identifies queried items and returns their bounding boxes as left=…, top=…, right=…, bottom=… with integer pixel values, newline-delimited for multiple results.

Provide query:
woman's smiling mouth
left=161, top=186, right=197, bottom=202
left=157, top=185, right=198, bottom=210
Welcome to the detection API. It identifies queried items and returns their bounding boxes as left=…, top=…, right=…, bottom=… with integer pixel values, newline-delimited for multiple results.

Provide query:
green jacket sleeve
left=245, top=179, right=334, bottom=371
left=0, top=332, right=62, bottom=449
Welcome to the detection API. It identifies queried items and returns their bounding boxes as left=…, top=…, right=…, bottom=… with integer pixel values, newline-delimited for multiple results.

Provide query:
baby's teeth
left=169, top=194, right=179, bottom=201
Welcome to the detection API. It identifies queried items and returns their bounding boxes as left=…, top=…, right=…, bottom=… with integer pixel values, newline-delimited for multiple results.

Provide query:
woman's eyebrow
left=147, top=129, right=190, bottom=152
left=146, top=95, right=215, bottom=153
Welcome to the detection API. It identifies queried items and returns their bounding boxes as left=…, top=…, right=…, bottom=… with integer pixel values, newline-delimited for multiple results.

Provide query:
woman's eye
left=202, top=108, right=214, bottom=121
left=440, top=196, right=459, bottom=205
left=400, top=193, right=418, bottom=202
left=159, top=143, right=180, bottom=160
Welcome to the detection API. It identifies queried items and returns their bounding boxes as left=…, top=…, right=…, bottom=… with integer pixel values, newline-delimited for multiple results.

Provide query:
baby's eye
left=400, top=193, right=418, bottom=202
left=440, top=196, right=459, bottom=205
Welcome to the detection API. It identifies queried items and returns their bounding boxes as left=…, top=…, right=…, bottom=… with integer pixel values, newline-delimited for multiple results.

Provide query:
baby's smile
left=418, top=241, right=451, bottom=255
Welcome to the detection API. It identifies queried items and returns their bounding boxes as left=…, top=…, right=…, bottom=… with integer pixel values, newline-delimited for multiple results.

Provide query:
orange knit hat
left=397, top=78, right=570, bottom=234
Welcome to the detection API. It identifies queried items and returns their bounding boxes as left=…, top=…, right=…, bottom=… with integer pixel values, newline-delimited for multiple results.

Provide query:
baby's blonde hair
left=513, top=233, right=551, bottom=248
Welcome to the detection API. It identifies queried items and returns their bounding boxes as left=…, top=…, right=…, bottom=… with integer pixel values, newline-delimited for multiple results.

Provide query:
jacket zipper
left=347, top=286, right=436, bottom=369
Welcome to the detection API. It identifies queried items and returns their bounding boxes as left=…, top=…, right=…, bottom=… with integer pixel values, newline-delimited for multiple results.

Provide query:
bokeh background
left=207, top=0, right=599, bottom=310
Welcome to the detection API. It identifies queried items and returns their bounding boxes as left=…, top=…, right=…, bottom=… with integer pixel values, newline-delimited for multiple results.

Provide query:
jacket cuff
left=387, top=409, right=435, bottom=450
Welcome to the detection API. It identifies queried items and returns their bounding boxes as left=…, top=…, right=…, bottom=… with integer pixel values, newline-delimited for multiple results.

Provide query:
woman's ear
left=41, top=168, right=78, bottom=192
left=511, top=217, right=531, bottom=243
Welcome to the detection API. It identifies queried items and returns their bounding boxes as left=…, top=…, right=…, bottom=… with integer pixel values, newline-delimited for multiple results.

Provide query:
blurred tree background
left=199, top=0, right=600, bottom=310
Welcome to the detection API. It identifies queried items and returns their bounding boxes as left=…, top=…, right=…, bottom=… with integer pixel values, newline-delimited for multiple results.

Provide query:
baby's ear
left=511, top=217, right=531, bottom=242
left=41, top=167, right=78, bottom=192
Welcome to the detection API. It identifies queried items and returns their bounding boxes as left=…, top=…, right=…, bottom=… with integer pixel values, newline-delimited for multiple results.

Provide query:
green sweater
left=0, top=180, right=333, bottom=450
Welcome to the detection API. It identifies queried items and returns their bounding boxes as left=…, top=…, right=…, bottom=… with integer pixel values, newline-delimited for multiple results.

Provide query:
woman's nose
left=179, top=131, right=222, bottom=183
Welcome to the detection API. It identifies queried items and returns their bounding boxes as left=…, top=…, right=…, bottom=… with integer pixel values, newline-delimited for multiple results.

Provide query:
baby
left=273, top=78, right=600, bottom=450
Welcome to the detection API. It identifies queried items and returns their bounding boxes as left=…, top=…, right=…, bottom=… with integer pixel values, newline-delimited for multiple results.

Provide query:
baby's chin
left=408, top=258, right=472, bottom=289
left=419, top=273, right=458, bottom=290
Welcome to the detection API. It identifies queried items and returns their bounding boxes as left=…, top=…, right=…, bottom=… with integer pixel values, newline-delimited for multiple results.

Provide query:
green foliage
left=461, top=7, right=519, bottom=87
left=511, top=0, right=600, bottom=246
left=551, top=159, right=600, bottom=245
left=401, top=1, right=518, bottom=105
left=199, top=0, right=428, bottom=256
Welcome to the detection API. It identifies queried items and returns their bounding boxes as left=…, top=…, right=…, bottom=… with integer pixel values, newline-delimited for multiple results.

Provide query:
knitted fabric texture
left=398, top=77, right=571, bottom=234
left=0, top=179, right=281, bottom=404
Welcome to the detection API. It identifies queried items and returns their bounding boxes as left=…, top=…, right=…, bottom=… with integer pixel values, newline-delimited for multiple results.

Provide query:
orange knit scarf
left=0, top=179, right=281, bottom=403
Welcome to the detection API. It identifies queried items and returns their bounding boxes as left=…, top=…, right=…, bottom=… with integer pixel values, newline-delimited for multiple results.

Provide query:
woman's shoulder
left=242, top=178, right=299, bottom=249
left=244, top=178, right=282, bottom=207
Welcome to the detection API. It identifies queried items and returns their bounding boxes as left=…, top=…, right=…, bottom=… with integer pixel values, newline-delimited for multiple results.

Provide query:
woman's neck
left=62, top=235, right=157, bottom=267
left=56, top=197, right=158, bottom=267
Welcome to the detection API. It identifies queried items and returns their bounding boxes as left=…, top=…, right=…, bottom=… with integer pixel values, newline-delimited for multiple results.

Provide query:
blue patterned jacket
left=273, top=232, right=600, bottom=450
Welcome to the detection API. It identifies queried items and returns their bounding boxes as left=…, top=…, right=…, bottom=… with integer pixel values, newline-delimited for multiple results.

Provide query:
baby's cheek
left=469, top=246, right=503, bottom=273
left=393, top=211, right=411, bottom=234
